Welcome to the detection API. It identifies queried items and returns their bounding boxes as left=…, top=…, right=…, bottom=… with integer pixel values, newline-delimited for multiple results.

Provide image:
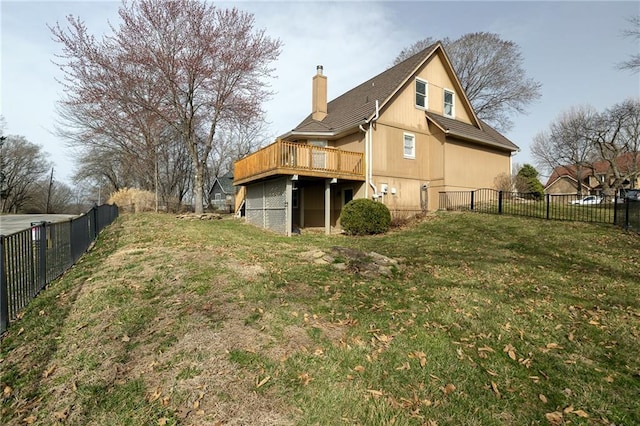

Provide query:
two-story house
left=208, top=171, right=236, bottom=213
left=234, top=42, right=518, bottom=235
left=545, top=153, right=640, bottom=197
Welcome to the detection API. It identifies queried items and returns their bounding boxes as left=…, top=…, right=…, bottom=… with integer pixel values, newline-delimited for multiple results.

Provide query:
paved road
left=0, top=214, right=78, bottom=236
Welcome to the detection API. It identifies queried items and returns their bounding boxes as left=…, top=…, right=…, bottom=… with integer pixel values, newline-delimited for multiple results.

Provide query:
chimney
left=312, top=65, right=327, bottom=121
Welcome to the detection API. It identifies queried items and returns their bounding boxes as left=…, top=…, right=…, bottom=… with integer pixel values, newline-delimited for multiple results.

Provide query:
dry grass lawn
left=1, top=212, right=638, bottom=425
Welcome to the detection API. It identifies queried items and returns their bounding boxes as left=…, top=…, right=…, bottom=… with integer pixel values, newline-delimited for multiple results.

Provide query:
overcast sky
left=1, top=0, right=639, bottom=184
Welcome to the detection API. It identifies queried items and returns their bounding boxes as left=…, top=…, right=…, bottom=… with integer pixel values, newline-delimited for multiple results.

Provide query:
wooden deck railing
left=234, top=139, right=365, bottom=184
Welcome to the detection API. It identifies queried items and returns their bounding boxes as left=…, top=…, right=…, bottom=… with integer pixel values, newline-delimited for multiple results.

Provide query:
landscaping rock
left=299, top=246, right=400, bottom=278
left=175, top=213, right=223, bottom=221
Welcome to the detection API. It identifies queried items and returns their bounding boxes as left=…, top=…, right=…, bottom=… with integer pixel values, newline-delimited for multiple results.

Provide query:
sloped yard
left=1, top=212, right=638, bottom=425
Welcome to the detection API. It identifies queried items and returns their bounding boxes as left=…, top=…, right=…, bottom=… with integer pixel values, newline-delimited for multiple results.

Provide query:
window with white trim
left=403, top=133, right=415, bottom=159
left=444, top=89, right=455, bottom=118
left=415, top=78, right=427, bottom=109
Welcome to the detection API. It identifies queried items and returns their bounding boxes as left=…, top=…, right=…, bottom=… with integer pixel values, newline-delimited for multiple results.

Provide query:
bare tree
left=531, top=106, right=599, bottom=196
left=590, top=99, right=640, bottom=195
left=618, top=15, right=640, bottom=73
left=209, top=118, right=272, bottom=178
left=494, top=172, right=514, bottom=192
left=0, top=135, right=50, bottom=213
left=51, top=0, right=281, bottom=214
left=393, top=33, right=541, bottom=132
left=23, top=176, right=75, bottom=214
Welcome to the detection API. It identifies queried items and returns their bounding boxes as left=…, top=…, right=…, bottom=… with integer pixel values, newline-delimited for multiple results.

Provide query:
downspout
left=368, top=100, right=380, bottom=198
left=359, top=124, right=369, bottom=198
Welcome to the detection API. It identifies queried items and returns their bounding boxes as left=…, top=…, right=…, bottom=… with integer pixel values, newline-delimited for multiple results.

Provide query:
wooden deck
left=233, top=139, right=365, bottom=185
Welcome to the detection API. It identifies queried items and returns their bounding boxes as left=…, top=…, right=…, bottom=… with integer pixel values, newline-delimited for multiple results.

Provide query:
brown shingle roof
left=545, top=153, right=640, bottom=187
left=286, top=42, right=518, bottom=153
left=425, top=112, right=518, bottom=152
left=289, top=43, right=441, bottom=135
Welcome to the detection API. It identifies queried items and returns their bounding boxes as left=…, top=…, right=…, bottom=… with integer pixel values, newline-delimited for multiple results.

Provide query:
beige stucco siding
left=545, top=178, right=580, bottom=195
left=443, top=138, right=511, bottom=191
left=379, top=52, right=474, bottom=128
left=333, top=131, right=364, bottom=151
left=371, top=123, right=429, bottom=179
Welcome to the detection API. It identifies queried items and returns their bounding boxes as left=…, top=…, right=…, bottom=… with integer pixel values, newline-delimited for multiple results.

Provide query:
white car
left=570, top=195, right=603, bottom=205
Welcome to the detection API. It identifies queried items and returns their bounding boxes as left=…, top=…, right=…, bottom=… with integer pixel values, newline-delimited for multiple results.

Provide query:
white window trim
left=403, top=132, right=416, bottom=159
left=342, top=187, right=354, bottom=207
left=415, top=78, right=428, bottom=110
left=444, top=89, right=455, bottom=118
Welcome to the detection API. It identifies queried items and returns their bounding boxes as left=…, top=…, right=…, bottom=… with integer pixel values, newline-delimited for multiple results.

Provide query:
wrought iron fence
left=439, top=189, right=639, bottom=233
left=0, top=204, right=119, bottom=334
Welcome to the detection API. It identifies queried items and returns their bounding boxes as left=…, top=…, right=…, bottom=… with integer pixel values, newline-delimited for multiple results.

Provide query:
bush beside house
left=340, top=199, right=391, bottom=235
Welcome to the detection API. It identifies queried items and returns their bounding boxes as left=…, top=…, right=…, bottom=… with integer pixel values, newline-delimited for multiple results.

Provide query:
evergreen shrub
left=340, top=198, right=391, bottom=235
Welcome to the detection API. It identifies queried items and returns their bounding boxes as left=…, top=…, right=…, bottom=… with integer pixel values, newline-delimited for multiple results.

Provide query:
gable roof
left=425, top=112, right=518, bottom=152
left=286, top=43, right=442, bottom=136
left=210, top=171, right=235, bottom=195
left=284, top=42, right=517, bottom=152
left=545, top=153, right=640, bottom=187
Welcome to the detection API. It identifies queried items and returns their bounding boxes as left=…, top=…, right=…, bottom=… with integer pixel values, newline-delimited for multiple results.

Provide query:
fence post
left=498, top=191, right=503, bottom=214
left=0, top=235, right=8, bottom=334
left=93, top=206, right=99, bottom=239
left=470, top=191, right=475, bottom=211
left=613, top=196, right=618, bottom=225
left=37, top=222, right=47, bottom=292
left=625, top=200, right=630, bottom=229
left=546, top=194, right=550, bottom=220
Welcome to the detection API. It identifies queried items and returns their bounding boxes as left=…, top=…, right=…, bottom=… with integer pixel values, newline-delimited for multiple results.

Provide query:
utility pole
left=46, top=167, right=54, bottom=213
left=0, top=135, right=5, bottom=212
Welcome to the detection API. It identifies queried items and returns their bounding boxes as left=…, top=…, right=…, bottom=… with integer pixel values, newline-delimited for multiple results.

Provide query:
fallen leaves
left=53, top=407, right=69, bottom=421
left=477, top=346, right=494, bottom=359
left=367, top=389, right=384, bottom=398
left=23, top=415, right=37, bottom=424
left=490, top=381, right=500, bottom=398
left=545, top=406, right=590, bottom=424
left=442, top=383, right=456, bottom=395
left=255, top=375, right=271, bottom=388
left=503, top=343, right=517, bottom=361
left=545, top=411, right=564, bottom=425
left=42, top=364, right=57, bottom=378
left=297, top=372, right=313, bottom=386
left=408, top=351, right=427, bottom=367
left=395, top=362, right=410, bottom=371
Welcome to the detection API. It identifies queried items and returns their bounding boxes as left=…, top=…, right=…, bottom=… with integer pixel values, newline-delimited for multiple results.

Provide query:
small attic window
left=444, top=89, right=455, bottom=118
left=415, top=78, right=427, bottom=110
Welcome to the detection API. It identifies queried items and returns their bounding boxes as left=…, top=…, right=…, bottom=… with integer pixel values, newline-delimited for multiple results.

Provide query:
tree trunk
left=193, top=159, right=204, bottom=214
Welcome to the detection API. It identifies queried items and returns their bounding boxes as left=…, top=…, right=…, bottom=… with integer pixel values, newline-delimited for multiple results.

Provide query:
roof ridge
left=326, top=41, right=441, bottom=111
left=285, top=42, right=441, bottom=137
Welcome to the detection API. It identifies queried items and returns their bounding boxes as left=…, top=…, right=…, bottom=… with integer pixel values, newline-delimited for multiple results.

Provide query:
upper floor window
left=403, top=133, right=415, bottom=159
left=415, top=78, right=427, bottom=109
left=444, top=89, right=455, bottom=117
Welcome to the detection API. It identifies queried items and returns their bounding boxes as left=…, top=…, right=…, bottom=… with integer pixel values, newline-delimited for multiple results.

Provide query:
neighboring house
left=234, top=42, right=518, bottom=235
left=208, top=171, right=236, bottom=213
left=545, top=153, right=640, bottom=197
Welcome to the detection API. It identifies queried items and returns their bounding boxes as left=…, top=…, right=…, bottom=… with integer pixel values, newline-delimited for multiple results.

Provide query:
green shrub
left=340, top=198, right=391, bottom=235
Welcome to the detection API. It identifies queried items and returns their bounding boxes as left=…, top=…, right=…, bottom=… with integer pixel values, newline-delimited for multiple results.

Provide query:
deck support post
left=325, top=179, right=331, bottom=235
left=285, top=177, right=293, bottom=237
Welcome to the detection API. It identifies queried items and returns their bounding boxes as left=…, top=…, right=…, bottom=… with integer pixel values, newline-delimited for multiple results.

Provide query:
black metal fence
left=0, top=204, right=119, bottom=334
left=439, top=189, right=640, bottom=232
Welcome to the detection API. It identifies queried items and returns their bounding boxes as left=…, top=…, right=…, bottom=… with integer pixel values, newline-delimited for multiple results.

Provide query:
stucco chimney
left=312, top=65, right=327, bottom=121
